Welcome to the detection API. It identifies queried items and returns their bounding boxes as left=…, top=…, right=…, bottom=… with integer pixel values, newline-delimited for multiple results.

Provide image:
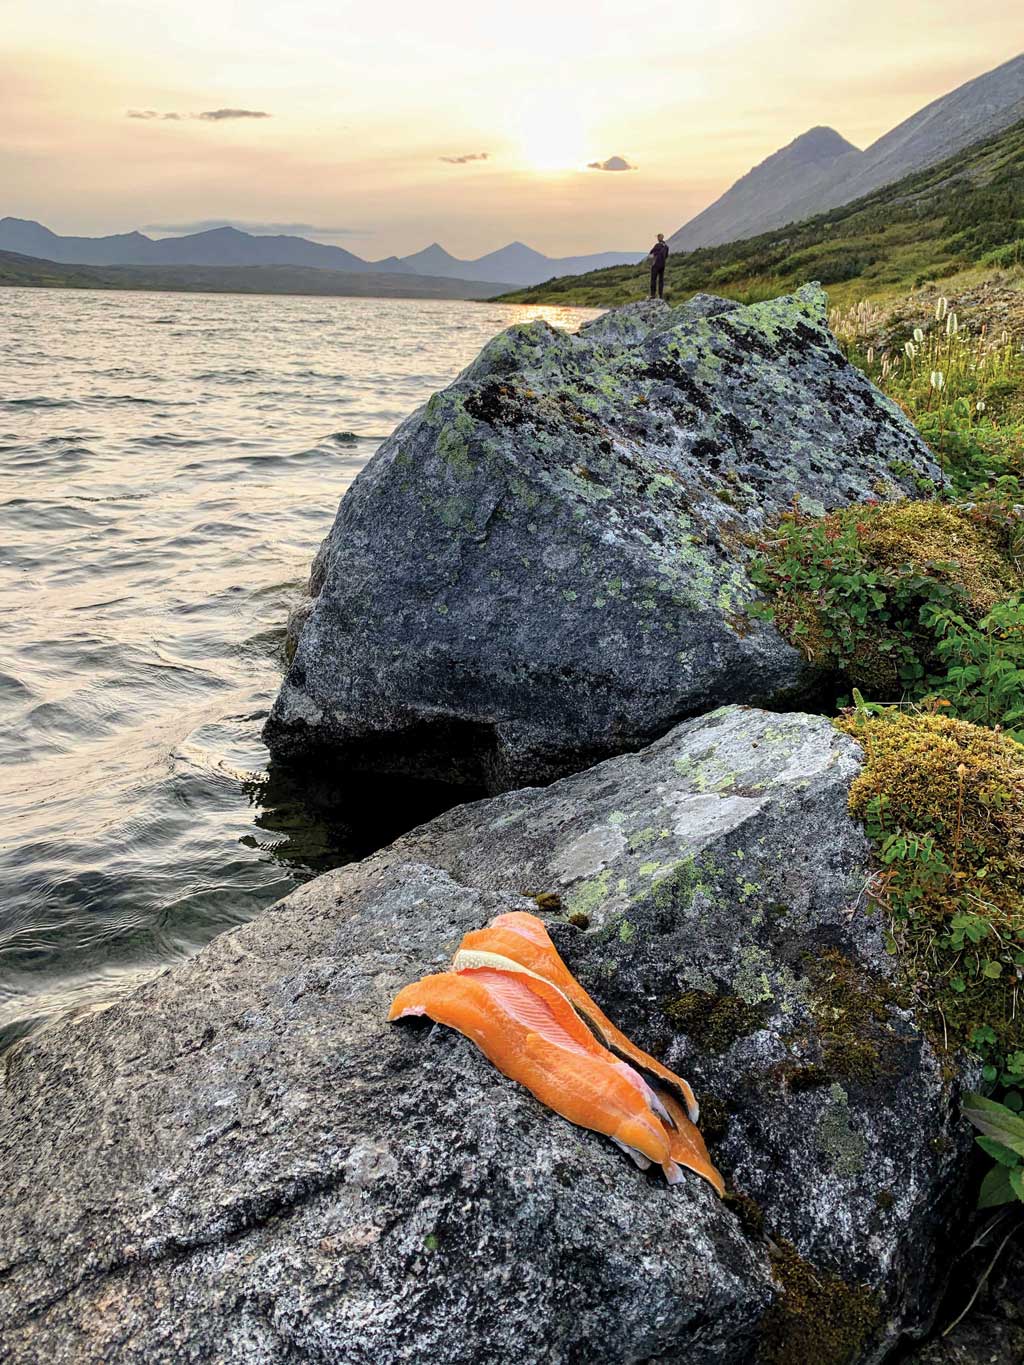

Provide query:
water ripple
left=0, top=286, right=598, bottom=1049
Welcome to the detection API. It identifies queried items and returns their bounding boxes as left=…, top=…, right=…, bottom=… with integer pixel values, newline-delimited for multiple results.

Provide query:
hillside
left=0, top=250, right=507, bottom=300
left=670, top=50, right=1024, bottom=249
left=497, top=116, right=1024, bottom=308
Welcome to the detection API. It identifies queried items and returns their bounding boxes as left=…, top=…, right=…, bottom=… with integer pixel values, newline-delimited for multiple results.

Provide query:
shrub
left=749, top=499, right=1022, bottom=696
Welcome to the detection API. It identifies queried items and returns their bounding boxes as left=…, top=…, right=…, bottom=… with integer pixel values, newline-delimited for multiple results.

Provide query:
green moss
left=757, top=1240, right=882, bottom=1365
left=838, top=709, right=1024, bottom=1080
left=696, top=1092, right=729, bottom=1144
left=804, top=949, right=904, bottom=1087
left=750, top=499, right=1022, bottom=695
left=664, top=989, right=767, bottom=1053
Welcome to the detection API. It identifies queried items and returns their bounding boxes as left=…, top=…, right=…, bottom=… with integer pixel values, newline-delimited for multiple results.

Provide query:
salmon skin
left=389, top=968, right=680, bottom=1178
left=457, top=911, right=700, bottom=1123
left=389, top=912, right=725, bottom=1194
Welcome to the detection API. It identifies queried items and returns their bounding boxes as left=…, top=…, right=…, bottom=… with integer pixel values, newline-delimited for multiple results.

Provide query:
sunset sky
left=2, top=1, right=1018, bottom=259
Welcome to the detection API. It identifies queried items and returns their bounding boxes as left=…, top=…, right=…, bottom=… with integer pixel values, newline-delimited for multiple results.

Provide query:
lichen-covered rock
left=264, top=286, right=941, bottom=790
left=0, top=708, right=972, bottom=1363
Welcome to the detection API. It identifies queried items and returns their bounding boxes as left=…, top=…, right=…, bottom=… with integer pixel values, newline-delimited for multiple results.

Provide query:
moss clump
left=773, top=1061, right=831, bottom=1092
left=837, top=708, right=1024, bottom=1083
left=530, top=891, right=563, bottom=912
left=858, top=501, right=1017, bottom=613
left=664, top=989, right=767, bottom=1053
left=726, top=1189, right=766, bottom=1238
left=758, top=1241, right=882, bottom=1365
left=696, top=1093, right=729, bottom=1144
left=749, top=498, right=1021, bottom=695
left=805, top=949, right=905, bottom=1088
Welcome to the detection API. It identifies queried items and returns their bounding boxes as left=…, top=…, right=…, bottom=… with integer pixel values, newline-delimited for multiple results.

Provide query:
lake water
left=0, top=287, right=597, bottom=1049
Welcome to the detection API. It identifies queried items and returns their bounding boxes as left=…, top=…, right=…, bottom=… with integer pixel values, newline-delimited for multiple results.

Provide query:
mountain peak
left=785, top=126, right=860, bottom=163
left=672, top=49, right=1024, bottom=250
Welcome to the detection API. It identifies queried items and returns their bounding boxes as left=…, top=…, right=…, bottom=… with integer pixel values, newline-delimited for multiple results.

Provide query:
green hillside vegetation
left=0, top=250, right=506, bottom=301
left=498, top=117, right=1024, bottom=308
left=749, top=290, right=1024, bottom=1202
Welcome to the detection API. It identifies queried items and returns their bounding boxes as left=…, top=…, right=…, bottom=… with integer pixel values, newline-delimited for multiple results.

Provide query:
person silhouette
left=648, top=233, right=669, bottom=299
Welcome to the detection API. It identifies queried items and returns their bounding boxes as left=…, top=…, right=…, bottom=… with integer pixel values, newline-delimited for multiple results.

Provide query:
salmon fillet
left=389, top=967, right=678, bottom=1175
left=457, top=911, right=700, bottom=1122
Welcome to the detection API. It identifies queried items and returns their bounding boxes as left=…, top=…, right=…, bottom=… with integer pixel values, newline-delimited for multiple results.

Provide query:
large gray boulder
left=0, top=708, right=972, bottom=1363
left=264, top=286, right=941, bottom=790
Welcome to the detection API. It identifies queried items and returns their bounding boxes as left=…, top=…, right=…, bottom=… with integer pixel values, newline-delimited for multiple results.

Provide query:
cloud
left=439, top=151, right=489, bottom=164
left=126, top=108, right=270, bottom=122
left=586, top=155, right=636, bottom=171
left=198, top=108, right=271, bottom=121
left=143, top=219, right=358, bottom=237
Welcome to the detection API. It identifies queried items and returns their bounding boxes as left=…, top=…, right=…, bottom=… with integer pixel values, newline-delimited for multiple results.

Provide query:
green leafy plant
left=924, top=595, right=1024, bottom=737
left=750, top=498, right=1021, bottom=707
left=963, top=1093, right=1024, bottom=1207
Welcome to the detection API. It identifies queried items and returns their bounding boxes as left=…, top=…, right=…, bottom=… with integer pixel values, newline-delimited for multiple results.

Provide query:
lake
left=0, top=287, right=597, bottom=1048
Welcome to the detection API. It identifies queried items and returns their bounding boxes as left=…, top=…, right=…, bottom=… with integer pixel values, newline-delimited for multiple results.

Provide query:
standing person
left=648, top=233, right=669, bottom=299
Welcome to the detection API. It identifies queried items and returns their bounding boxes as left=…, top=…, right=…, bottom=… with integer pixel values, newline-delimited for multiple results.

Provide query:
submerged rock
left=264, top=286, right=941, bottom=790
left=0, top=708, right=972, bottom=1363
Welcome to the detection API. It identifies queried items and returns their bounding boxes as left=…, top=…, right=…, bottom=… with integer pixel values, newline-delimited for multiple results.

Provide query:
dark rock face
left=264, top=286, right=941, bottom=791
left=902, top=1235, right=1024, bottom=1365
left=0, top=708, right=972, bottom=1363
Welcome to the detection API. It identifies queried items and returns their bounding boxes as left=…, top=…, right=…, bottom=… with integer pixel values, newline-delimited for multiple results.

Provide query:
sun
left=511, top=97, right=589, bottom=173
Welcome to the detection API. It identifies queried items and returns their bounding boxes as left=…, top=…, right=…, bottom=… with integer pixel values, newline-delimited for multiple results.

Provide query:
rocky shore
left=1, top=290, right=1012, bottom=1363
left=0, top=707, right=977, bottom=1362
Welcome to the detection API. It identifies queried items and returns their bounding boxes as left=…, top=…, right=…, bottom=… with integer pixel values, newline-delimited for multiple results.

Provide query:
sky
left=1, top=0, right=1019, bottom=259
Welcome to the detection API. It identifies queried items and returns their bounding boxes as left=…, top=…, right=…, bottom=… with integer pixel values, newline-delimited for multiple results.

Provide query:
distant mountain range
left=670, top=50, right=1024, bottom=249
left=0, top=248, right=510, bottom=301
left=0, top=219, right=641, bottom=289
left=400, top=241, right=641, bottom=286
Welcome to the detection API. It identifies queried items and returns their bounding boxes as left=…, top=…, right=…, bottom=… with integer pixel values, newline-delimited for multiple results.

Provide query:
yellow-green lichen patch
left=837, top=708, right=1024, bottom=1081
left=565, top=870, right=614, bottom=920
left=815, top=1084, right=868, bottom=1177
left=757, top=1239, right=882, bottom=1365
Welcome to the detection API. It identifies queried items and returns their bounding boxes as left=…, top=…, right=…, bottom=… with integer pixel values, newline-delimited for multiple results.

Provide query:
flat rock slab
left=0, top=708, right=970, bottom=1363
left=265, top=287, right=941, bottom=789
